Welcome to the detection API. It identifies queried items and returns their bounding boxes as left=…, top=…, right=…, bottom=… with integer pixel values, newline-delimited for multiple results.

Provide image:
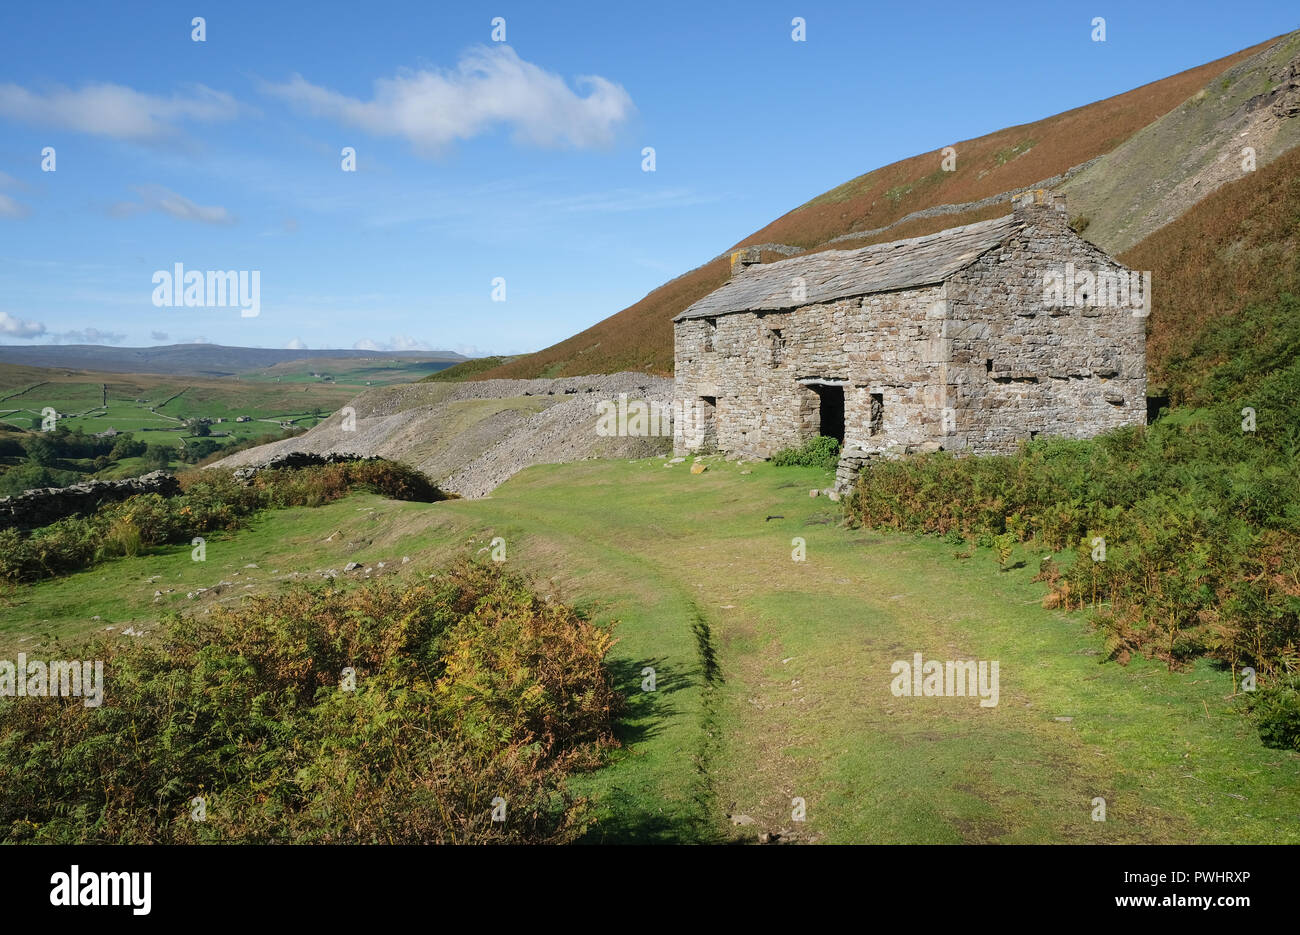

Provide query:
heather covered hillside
left=1119, top=141, right=1300, bottom=405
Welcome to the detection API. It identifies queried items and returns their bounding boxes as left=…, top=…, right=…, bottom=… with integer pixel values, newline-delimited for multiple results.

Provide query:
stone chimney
left=730, top=246, right=761, bottom=276
left=1012, top=189, right=1068, bottom=229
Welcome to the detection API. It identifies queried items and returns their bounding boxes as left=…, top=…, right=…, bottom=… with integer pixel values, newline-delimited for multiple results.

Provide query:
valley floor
left=5, top=456, right=1297, bottom=843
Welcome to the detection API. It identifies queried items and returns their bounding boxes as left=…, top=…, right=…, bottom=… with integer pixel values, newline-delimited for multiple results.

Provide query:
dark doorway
left=1146, top=393, right=1169, bottom=424
left=697, top=396, right=717, bottom=450
left=814, top=385, right=845, bottom=443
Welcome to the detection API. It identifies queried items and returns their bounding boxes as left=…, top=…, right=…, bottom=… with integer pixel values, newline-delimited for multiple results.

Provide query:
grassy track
left=4, top=456, right=1297, bottom=843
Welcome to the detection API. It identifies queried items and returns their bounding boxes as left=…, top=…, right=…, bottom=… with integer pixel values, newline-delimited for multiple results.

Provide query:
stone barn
left=671, top=191, right=1147, bottom=483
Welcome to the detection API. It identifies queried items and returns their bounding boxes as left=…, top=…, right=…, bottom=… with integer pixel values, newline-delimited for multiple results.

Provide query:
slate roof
left=674, top=214, right=1021, bottom=321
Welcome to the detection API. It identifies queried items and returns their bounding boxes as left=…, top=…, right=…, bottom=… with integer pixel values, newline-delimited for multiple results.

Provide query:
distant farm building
left=672, top=192, right=1147, bottom=482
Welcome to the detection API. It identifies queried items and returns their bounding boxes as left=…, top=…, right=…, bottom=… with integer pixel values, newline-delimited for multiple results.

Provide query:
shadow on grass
left=607, top=656, right=693, bottom=748
left=576, top=607, right=727, bottom=844
left=576, top=788, right=723, bottom=844
left=576, top=658, right=719, bottom=844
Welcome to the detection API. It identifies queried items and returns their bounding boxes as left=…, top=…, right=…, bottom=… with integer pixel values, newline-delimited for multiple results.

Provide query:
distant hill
left=0, top=344, right=465, bottom=377
left=472, top=33, right=1288, bottom=380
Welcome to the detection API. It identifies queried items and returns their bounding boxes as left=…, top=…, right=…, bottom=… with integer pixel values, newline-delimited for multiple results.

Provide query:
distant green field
left=0, top=395, right=321, bottom=444
left=0, top=361, right=435, bottom=482
left=0, top=359, right=455, bottom=469
left=7, top=456, right=1296, bottom=843
left=0, top=357, right=447, bottom=436
left=0, top=369, right=337, bottom=433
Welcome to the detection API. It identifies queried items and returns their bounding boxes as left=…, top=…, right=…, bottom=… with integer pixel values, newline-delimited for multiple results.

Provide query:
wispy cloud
left=0, top=82, right=238, bottom=142
left=0, top=193, right=29, bottom=219
left=150, top=331, right=170, bottom=342
left=0, top=311, right=46, bottom=338
left=110, top=184, right=235, bottom=225
left=353, top=335, right=432, bottom=351
left=261, top=45, right=634, bottom=154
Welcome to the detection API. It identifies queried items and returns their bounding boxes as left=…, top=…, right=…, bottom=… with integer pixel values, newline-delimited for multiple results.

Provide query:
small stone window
left=769, top=329, right=785, bottom=367
left=703, top=317, right=716, bottom=353
left=869, top=393, right=883, bottom=436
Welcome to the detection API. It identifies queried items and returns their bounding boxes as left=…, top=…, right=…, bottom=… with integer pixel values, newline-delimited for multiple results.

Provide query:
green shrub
left=1245, top=676, right=1300, bottom=751
left=19, top=435, right=58, bottom=467
left=109, top=436, right=146, bottom=460
left=771, top=435, right=841, bottom=471
left=0, top=560, right=619, bottom=844
left=101, top=516, right=143, bottom=558
left=0, top=462, right=80, bottom=497
left=0, top=459, right=448, bottom=583
left=437, top=578, right=618, bottom=764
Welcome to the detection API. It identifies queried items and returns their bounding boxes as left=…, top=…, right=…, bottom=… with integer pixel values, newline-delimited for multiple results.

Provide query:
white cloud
left=110, top=185, right=235, bottom=225
left=452, top=344, right=493, bottom=358
left=286, top=338, right=308, bottom=349
left=0, top=82, right=238, bottom=142
left=0, top=193, right=28, bottom=219
left=150, top=331, right=170, bottom=342
left=389, top=335, right=430, bottom=351
left=353, top=335, right=433, bottom=352
left=262, top=45, right=634, bottom=154
left=0, top=311, right=46, bottom=338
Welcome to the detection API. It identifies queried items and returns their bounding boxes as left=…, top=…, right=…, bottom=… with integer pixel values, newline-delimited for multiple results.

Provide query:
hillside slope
left=1063, top=31, right=1300, bottom=253
left=473, top=34, right=1284, bottom=381
left=1119, top=141, right=1300, bottom=404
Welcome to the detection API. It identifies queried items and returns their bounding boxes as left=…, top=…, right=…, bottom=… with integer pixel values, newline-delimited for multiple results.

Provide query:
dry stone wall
left=0, top=471, right=179, bottom=530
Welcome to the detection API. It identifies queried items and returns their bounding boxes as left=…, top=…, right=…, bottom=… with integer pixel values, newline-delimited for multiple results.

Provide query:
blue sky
left=0, top=1, right=1294, bottom=355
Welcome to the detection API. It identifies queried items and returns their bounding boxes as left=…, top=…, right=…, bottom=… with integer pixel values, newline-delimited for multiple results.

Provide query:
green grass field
left=0, top=361, right=450, bottom=479
left=0, top=358, right=448, bottom=440
left=4, top=455, right=1296, bottom=843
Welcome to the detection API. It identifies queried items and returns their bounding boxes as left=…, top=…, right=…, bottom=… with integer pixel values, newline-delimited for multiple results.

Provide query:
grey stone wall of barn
left=672, top=282, right=947, bottom=459
left=945, top=197, right=1147, bottom=455
left=673, top=194, right=1147, bottom=464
